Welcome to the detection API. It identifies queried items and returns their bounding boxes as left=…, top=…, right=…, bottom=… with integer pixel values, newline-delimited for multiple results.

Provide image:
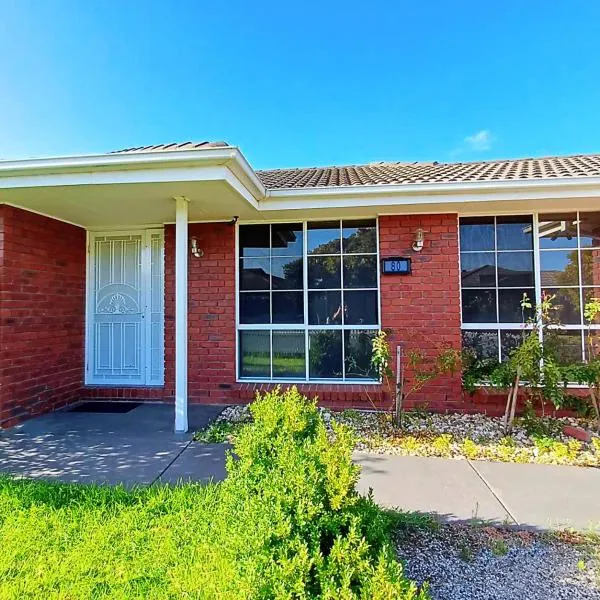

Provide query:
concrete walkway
left=1, top=403, right=599, bottom=531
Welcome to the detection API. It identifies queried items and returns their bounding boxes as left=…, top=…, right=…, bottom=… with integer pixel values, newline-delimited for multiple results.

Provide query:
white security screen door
left=87, top=230, right=164, bottom=385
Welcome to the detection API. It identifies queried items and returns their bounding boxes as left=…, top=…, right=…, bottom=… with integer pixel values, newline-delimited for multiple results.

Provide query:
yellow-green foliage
left=461, top=438, right=480, bottom=459
left=0, top=387, right=427, bottom=600
left=431, top=434, right=453, bottom=456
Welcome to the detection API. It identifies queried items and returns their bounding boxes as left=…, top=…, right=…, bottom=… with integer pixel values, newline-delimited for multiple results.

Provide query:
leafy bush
left=221, top=386, right=427, bottom=598
left=0, top=387, right=426, bottom=600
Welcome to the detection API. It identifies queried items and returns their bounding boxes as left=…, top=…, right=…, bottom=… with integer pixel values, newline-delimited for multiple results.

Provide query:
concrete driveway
left=1, top=403, right=599, bottom=531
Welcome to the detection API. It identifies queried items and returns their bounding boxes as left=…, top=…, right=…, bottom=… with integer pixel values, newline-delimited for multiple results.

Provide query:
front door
left=86, top=230, right=164, bottom=386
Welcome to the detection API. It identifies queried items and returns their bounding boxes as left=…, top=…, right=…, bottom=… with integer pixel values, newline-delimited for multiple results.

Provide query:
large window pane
left=239, top=225, right=270, bottom=257
left=462, top=330, right=499, bottom=360
left=237, top=220, right=380, bottom=382
left=496, top=216, right=533, bottom=250
left=239, top=331, right=270, bottom=378
left=343, top=255, right=378, bottom=288
left=462, top=289, right=496, bottom=323
left=239, top=292, right=270, bottom=324
left=461, top=252, right=496, bottom=287
left=498, top=288, right=535, bottom=322
left=342, top=220, right=376, bottom=253
left=460, top=217, right=495, bottom=251
left=308, top=291, right=342, bottom=325
left=307, top=256, right=341, bottom=289
left=240, top=258, right=270, bottom=290
left=540, top=250, right=579, bottom=287
left=307, top=221, right=341, bottom=255
left=544, top=288, right=582, bottom=324
left=271, top=256, right=303, bottom=290
left=272, top=330, right=305, bottom=378
left=309, top=330, right=343, bottom=379
left=345, top=330, right=377, bottom=379
left=578, top=212, right=600, bottom=248
left=272, top=292, right=303, bottom=324
left=497, top=253, right=534, bottom=287
left=581, top=249, right=600, bottom=286
left=271, top=223, right=303, bottom=256
left=344, top=290, right=378, bottom=325
left=538, top=213, right=578, bottom=249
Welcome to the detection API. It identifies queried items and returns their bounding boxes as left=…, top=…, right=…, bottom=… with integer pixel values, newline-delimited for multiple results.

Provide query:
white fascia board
left=0, top=147, right=265, bottom=202
left=260, top=177, right=600, bottom=211
left=0, top=147, right=234, bottom=175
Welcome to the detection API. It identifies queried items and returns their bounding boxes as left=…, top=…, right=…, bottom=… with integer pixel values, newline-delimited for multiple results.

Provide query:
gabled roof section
left=110, top=141, right=230, bottom=154
left=257, top=154, right=600, bottom=190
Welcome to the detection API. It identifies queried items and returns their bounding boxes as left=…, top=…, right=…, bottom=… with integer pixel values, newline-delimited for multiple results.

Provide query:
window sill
left=237, top=379, right=381, bottom=386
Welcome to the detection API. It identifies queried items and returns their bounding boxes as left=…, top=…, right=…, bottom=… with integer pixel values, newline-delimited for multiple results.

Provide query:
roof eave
left=265, top=175, right=600, bottom=198
left=0, top=146, right=267, bottom=200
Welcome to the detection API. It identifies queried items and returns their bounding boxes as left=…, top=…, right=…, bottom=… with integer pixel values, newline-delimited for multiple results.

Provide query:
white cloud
left=464, top=129, right=493, bottom=151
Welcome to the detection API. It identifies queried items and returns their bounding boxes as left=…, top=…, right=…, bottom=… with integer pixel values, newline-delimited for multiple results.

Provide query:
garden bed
left=198, top=404, right=600, bottom=467
left=395, top=518, right=600, bottom=600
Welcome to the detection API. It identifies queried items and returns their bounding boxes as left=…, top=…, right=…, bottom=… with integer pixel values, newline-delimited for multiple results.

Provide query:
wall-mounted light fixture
left=190, top=237, right=203, bottom=258
left=412, top=228, right=425, bottom=252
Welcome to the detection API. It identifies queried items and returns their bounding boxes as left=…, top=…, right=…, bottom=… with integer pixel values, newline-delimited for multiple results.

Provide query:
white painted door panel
left=87, top=230, right=164, bottom=386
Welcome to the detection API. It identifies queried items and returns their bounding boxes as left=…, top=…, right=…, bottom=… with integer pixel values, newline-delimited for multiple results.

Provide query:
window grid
left=461, top=212, right=600, bottom=363
left=237, top=220, right=380, bottom=383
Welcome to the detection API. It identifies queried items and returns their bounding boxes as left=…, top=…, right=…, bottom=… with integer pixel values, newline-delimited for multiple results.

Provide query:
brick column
left=378, top=214, right=463, bottom=411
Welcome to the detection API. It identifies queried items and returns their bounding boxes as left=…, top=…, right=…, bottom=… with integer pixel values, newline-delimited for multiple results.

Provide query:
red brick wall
left=378, top=214, right=464, bottom=411
left=0, top=206, right=86, bottom=427
left=83, top=216, right=467, bottom=411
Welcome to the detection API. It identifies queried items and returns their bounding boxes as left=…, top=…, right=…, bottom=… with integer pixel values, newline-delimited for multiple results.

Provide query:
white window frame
left=460, top=211, right=600, bottom=363
left=235, top=218, right=381, bottom=383
left=85, top=228, right=165, bottom=386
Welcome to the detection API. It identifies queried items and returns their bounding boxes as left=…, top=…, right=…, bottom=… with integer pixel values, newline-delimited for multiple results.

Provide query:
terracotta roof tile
left=257, top=154, right=600, bottom=190
left=110, top=141, right=229, bottom=154
left=107, top=143, right=600, bottom=190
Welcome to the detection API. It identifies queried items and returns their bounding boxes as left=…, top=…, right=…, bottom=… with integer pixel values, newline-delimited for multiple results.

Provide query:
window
left=237, top=220, right=379, bottom=381
left=461, top=212, right=600, bottom=362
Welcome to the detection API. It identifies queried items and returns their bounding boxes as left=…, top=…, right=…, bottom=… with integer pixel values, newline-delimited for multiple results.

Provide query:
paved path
left=354, top=452, right=600, bottom=531
left=1, top=404, right=599, bottom=531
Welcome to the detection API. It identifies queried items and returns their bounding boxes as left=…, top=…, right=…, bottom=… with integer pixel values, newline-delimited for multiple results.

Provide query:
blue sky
left=1, top=0, right=599, bottom=169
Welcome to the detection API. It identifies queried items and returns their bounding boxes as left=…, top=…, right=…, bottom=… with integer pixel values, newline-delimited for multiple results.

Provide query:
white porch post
left=174, top=196, right=189, bottom=432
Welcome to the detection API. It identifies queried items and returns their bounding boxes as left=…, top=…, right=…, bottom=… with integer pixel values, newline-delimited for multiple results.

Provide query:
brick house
left=1, top=142, right=599, bottom=430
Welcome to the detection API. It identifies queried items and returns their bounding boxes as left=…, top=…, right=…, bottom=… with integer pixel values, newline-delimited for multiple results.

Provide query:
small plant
left=490, top=538, right=509, bottom=557
left=431, top=434, right=453, bottom=456
left=458, top=542, right=475, bottom=562
left=518, top=402, right=563, bottom=438
left=562, top=297, right=600, bottom=430
left=461, top=438, right=480, bottom=459
left=371, top=330, right=461, bottom=428
left=194, top=420, right=244, bottom=443
left=493, top=293, right=567, bottom=433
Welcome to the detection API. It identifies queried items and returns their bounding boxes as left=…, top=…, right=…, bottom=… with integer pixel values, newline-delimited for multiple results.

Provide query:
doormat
left=69, top=401, right=142, bottom=414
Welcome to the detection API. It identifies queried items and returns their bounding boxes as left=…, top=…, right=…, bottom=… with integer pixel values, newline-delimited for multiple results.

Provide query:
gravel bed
left=211, top=404, right=600, bottom=465
left=397, top=524, right=600, bottom=600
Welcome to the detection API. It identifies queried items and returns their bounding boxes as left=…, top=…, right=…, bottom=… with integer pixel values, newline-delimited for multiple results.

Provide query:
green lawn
left=0, top=478, right=230, bottom=599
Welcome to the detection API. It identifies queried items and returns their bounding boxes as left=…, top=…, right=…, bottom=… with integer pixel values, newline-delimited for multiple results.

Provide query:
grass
left=0, top=476, right=225, bottom=598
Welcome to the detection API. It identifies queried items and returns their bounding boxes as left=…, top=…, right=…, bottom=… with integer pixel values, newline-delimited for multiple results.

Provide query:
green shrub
left=0, top=386, right=426, bottom=600
left=221, top=386, right=427, bottom=598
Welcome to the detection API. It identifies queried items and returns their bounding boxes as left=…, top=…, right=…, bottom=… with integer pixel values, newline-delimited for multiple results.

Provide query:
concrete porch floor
left=0, top=403, right=227, bottom=486
left=1, top=403, right=599, bottom=531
